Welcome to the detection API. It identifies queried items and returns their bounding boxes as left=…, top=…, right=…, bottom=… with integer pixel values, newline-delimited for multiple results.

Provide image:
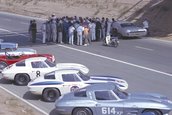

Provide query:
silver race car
left=55, top=83, right=172, bottom=115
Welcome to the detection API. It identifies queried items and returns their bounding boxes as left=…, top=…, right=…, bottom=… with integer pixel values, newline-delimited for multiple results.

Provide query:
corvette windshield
left=77, top=71, right=90, bottom=81
left=113, top=90, right=128, bottom=99
left=45, top=59, right=56, bottom=67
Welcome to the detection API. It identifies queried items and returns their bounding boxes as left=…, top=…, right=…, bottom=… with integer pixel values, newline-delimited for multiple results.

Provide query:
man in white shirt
left=143, top=18, right=149, bottom=36
left=77, top=24, right=84, bottom=46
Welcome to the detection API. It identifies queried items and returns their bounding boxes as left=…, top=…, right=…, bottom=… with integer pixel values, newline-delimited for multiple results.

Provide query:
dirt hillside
left=0, top=0, right=172, bottom=39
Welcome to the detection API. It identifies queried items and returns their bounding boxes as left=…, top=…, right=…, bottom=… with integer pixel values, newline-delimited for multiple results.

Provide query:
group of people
left=38, top=15, right=119, bottom=46
left=29, top=14, right=149, bottom=45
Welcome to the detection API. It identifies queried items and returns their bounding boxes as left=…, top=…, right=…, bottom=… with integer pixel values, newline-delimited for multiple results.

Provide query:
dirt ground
left=0, top=87, right=43, bottom=115
left=0, top=0, right=172, bottom=115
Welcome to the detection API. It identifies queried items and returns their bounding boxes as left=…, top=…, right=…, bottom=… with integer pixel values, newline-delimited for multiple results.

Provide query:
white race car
left=28, top=69, right=128, bottom=102
left=1, top=57, right=89, bottom=86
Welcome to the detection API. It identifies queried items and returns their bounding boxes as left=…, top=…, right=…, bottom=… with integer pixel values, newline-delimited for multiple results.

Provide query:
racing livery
left=55, top=83, right=172, bottom=115
left=0, top=53, right=55, bottom=71
left=28, top=69, right=128, bottom=102
left=1, top=57, right=89, bottom=86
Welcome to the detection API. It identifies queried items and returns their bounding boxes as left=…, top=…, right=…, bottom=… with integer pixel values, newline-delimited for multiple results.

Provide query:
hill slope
left=0, top=0, right=172, bottom=39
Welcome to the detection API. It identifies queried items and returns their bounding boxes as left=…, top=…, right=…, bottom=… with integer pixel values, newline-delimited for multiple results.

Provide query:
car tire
left=14, top=73, right=30, bottom=86
left=142, top=109, right=162, bottom=115
left=42, top=88, right=60, bottom=102
left=0, top=61, right=8, bottom=71
left=72, top=108, right=93, bottom=115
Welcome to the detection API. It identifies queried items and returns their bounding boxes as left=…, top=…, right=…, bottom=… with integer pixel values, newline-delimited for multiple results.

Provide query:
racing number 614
left=102, top=107, right=116, bottom=114
left=36, top=71, right=40, bottom=77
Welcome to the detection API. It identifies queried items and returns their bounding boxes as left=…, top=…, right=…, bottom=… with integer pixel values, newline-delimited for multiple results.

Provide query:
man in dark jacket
left=31, top=20, right=37, bottom=43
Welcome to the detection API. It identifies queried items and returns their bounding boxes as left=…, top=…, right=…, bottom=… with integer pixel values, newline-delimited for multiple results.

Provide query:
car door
left=61, top=73, right=86, bottom=94
left=94, top=90, right=124, bottom=115
left=29, top=61, right=52, bottom=79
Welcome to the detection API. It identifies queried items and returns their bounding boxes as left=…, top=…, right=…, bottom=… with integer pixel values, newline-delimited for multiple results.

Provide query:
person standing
left=101, top=17, right=106, bottom=41
left=95, top=18, right=102, bottom=41
left=57, top=19, right=63, bottom=44
left=51, top=20, right=57, bottom=43
left=68, top=24, right=75, bottom=45
left=90, top=20, right=96, bottom=41
left=41, top=21, right=47, bottom=44
left=28, top=20, right=33, bottom=41
left=31, top=20, right=37, bottom=43
left=76, top=23, right=84, bottom=46
left=83, top=26, right=90, bottom=46
left=143, top=18, right=149, bottom=36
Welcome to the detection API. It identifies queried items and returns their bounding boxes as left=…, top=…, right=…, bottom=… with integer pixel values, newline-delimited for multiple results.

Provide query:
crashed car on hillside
left=2, top=57, right=89, bottom=86
left=55, top=82, right=172, bottom=115
left=113, top=21, right=147, bottom=38
left=28, top=69, right=128, bottom=102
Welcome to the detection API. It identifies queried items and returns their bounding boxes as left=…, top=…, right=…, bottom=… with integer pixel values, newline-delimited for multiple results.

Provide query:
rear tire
left=14, top=73, right=30, bottom=86
left=142, top=109, right=162, bottom=115
left=0, top=61, right=8, bottom=71
left=42, top=88, right=60, bottom=102
left=72, top=108, right=93, bottom=115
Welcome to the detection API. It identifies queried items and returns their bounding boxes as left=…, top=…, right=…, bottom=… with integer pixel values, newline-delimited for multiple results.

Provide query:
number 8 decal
left=36, top=71, right=40, bottom=77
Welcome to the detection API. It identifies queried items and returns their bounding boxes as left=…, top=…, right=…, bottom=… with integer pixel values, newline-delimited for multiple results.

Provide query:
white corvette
left=28, top=69, right=128, bottom=102
left=1, top=57, right=89, bottom=86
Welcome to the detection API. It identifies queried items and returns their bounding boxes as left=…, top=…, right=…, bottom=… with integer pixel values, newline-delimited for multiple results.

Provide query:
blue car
left=55, top=83, right=172, bottom=115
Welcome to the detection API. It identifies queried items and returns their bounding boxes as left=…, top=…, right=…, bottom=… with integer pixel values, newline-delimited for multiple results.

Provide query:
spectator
left=51, top=20, right=57, bottom=43
left=41, top=21, right=47, bottom=44
left=83, top=26, right=90, bottom=46
left=76, top=23, right=84, bottom=46
left=143, top=18, right=149, bottom=36
left=28, top=20, right=33, bottom=41
left=68, top=24, right=75, bottom=45
left=95, top=18, right=102, bottom=41
left=31, top=20, right=37, bottom=43
left=57, top=19, right=63, bottom=44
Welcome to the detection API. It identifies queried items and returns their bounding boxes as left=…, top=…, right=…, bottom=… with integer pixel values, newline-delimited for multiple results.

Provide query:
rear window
left=16, top=61, right=25, bottom=66
left=44, top=71, right=55, bottom=79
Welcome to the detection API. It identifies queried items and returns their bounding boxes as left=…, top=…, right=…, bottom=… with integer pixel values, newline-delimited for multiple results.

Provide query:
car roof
left=54, top=69, right=79, bottom=74
left=84, top=82, right=118, bottom=91
left=116, top=20, right=132, bottom=24
left=24, top=57, right=47, bottom=62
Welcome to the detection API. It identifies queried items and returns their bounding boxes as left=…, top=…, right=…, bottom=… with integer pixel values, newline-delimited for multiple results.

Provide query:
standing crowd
left=29, top=15, right=149, bottom=45
left=28, top=14, right=117, bottom=46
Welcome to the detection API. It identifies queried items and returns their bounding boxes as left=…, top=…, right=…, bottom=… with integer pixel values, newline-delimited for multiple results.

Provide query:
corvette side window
left=74, top=91, right=87, bottom=97
left=62, top=74, right=80, bottom=82
left=31, top=61, right=48, bottom=68
left=16, top=61, right=25, bottom=66
left=95, top=91, right=117, bottom=100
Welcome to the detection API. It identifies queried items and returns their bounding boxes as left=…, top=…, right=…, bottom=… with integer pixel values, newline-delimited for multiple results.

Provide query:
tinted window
left=77, top=71, right=90, bottom=81
left=44, top=71, right=55, bottom=79
left=16, top=61, right=25, bottom=66
left=95, top=91, right=117, bottom=100
left=45, top=59, right=55, bottom=67
left=62, top=74, right=80, bottom=82
left=74, top=91, right=87, bottom=97
left=31, top=61, right=48, bottom=68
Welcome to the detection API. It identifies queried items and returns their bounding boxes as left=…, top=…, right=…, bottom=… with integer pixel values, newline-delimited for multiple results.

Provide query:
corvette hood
left=127, top=93, right=172, bottom=108
left=56, top=63, right=89, bottom=74
left=86, top=75, right=128, bottom=90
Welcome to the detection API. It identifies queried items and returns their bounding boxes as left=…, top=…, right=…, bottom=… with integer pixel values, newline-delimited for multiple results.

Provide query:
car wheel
left=0, top=61, right=8, bottom=71
left=142, top=109, right=162, bottom=115
left=72, top=108, right=93, bottom=115
left=42, top=88, right=60, bottom=102
left=14, top=74, right=30, bottom=86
